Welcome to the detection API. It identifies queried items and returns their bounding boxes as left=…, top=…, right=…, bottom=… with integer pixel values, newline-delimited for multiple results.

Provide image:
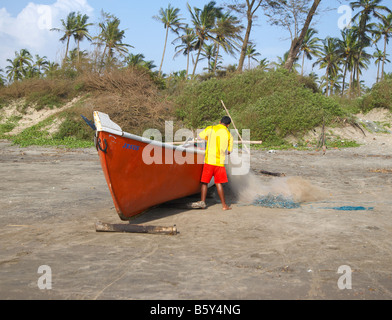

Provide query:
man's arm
left=227, top=132, right=234, bottom=155
left=199, top=126, right=210, bottom=141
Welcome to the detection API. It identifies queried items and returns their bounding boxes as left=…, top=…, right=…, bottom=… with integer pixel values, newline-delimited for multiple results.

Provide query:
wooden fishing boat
left=93, top=111, right=206, bottom=220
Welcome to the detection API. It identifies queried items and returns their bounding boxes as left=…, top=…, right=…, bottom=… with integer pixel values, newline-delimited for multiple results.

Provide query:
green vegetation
left=174, top=69, right=349, bottom=143
left=8, top=116, right=93, bottom=149
left=359, top=78, right=392, bottom=112
left=0, top=115, right=22, bottom=138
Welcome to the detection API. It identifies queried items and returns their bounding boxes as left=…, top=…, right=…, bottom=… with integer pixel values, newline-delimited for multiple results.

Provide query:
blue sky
left=1, top=0, right=391, bottom=86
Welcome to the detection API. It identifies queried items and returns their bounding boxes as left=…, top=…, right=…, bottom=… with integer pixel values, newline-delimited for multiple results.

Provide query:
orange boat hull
left=96, top=130, right=205, bottom=220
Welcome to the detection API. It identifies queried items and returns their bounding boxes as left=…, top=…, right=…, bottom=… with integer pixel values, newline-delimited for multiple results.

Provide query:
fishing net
left=324, top=206, right=374, bottom=211
left=252, top=194, right=301, bottom=209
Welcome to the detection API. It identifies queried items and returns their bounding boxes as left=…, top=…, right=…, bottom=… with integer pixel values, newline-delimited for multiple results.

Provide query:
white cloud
left=0, top=0, right=94, bottom=73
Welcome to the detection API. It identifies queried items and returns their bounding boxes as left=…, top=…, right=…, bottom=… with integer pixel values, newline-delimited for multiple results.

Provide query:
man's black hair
left=220, top=116, right=231, bottom=125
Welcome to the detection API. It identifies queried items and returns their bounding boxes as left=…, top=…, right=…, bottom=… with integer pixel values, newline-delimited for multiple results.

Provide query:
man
left=198, top=116, right=233, bottom=211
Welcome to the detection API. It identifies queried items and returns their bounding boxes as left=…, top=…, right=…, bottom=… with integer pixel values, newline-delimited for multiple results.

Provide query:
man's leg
left=201, top=182, right=208, bottom=203
left=216, top=183, right=231, bottom=210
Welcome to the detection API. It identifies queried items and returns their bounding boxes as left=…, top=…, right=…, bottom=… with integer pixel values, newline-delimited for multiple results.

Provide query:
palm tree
left=173, top=25, right=197, bottom=77
left=124, top=53, right=156, bottom=70
left=313, top=37, right=342, bottom=97
left=51, top=12, right=78, bottom=63
left=211, top=11, right=243, bottom=73
left=34, top=54, right=49, bottom=76
left=96, top=13, right=133, bottom=66
left=124, top=53, right=146, bottom=67
left=299, top=28, right=322, bottom=76
left=373, top=48, right=390, bottom=82
left=187, top=1, right=223, bottom=77
left=229, top=0, right=265, bottom=72
left=73, top=12, right=93, bottom=64
left=273, top=51, right=300, bottom=72
left=68, top=48, right=88, bottom=65
left=200, top=44, right=217, bottom=73
left=245, top=44, right=260, bottom=69
left=258, top=58, right=271, bottom=71
left=25, top=65, right=39, bottom=79
left=153, top=4, right=183, bottom=76
left=45, top=62, right=60, bottom=78
left=6, top=59, right=22, bottom=82
left=351, top=46, right=372, bottom=96
left=374, top=13, right=392, bottom=80
left=337, top=28, right=361, bottom=96
left=350, top=0, right=391, bottom=45
left=6, top=49, right=33, bottom=82
left=0, top=68, right=5, bottom=86
left=320, top=73, right=343, bottom=96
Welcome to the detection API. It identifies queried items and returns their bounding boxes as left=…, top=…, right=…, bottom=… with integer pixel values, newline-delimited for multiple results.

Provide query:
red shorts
left=201, top=164, right=228, bottom=184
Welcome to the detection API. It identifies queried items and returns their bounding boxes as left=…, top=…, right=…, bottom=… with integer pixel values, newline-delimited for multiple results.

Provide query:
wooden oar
left=220, top=100, right=251, bottom=154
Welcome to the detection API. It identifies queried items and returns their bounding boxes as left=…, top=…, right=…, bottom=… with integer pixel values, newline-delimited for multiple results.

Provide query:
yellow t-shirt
left=199, top=124, right=233, bottom=167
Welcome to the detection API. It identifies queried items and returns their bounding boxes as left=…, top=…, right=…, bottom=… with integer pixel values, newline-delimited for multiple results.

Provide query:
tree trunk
left=192, top=46, right=202, bottom=77
left=237, top=9, right=253, bottom=72
left=77, top=39, right=81, bottom=65
left=101, top=46, right=107, bottom=70
left=64, top=35, right=70, bottom=64
left=341, top=63, right=347, bottom=96
left=284, top=0, right=321, bottom=71
left=349, top=68, right=353, bottom=95
left=357, top=64, right=361, bottom=96
left=186, top=51, right=190, bottom=78
left=301, top=52, right=305, bottom=76
left=159, top=27, right=169, bottom=76
left=325, top=68, right=329, bottom=97
left=381, top=34, right=387, bottom=80
left=376, top=60, right=380, bottom=83
left=214, top=44, right=220, bottom=74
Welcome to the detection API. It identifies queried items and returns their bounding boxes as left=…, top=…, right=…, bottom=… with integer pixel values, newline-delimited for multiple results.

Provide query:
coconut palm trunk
left=341, top=63, right=348, bottom=96
left=192, top=46, right=203, bottom=77
left=159, top=27, right=169, bottom=76
left=325, top=68, right=330, bottom=97
left=214, top=44, right=220, bottom=74
left=377, top=59, right=381, bottom=82
left=381, top=33, right=388, bottom=80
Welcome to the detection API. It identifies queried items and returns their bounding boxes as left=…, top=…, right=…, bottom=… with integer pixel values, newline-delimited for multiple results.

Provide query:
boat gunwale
left=94, top=111, right=205, bottom=156
left=120, top=131, right=205, bottom=155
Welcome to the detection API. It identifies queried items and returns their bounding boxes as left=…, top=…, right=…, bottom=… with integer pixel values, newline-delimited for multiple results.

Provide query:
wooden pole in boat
left=95, top=221, right=178, bottom=235
left=220, top=100, right=251, bottom=154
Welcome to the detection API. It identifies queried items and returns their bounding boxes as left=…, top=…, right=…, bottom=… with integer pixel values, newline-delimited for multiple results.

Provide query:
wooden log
left=95, top=221, right=178, bottom=235
left=259, top=170, right=286, bottom=177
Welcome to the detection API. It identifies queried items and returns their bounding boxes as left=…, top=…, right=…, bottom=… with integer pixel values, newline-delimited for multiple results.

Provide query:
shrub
left=174, top=69, right=347, bottom=143
left=240, top=87, right=345, bottom=141
left=359, top=79, right=392, bottom=112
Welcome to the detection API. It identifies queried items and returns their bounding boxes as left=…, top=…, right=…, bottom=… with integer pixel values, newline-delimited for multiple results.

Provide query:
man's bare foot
left=222, top=205, right=232, bottom=211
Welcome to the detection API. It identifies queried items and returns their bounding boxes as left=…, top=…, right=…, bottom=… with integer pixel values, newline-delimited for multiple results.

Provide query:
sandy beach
left=1, top=127, right=392, bottom=300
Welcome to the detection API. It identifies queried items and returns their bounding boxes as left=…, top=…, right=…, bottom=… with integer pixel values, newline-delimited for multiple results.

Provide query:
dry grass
left=0, top=78, right=75, bottom=100
left=80, top=67, right=173, bottom=134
